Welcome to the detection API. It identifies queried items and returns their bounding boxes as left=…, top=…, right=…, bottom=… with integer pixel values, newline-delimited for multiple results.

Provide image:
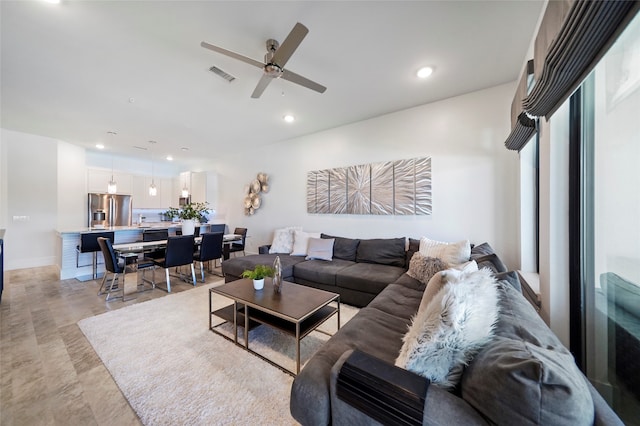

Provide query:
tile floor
left=0, top=264, right=224, bottom=425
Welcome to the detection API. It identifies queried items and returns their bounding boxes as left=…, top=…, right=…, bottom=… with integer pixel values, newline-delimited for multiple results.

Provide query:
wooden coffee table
left=209, top=278, right=340, bottom=375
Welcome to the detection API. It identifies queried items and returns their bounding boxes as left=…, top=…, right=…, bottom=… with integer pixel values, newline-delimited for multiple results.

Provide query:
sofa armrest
left=333, top=349, right=428, bottom=426
left=330, top=350, right=490, bottom=426
left=258, top=245, right=271, bottom=254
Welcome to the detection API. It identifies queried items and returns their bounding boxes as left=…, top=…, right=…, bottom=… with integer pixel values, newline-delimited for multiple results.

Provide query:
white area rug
left=78, top=281, right=358, bottom=426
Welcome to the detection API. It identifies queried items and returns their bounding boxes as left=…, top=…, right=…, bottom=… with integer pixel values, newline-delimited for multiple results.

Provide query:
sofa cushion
left=321, top=234, right=360, bottom=262
left=461, top=281, right=594, bottom=425
left=405, top=237, right=421, bottom=265
left=470, top=242, right=495, bottom=258
left=494, top=270, right=522, bottom=292
left=396, top=268, right=499, bottom=389
left=222, top=254, right=306, bottom=280
left=336, top=262, right=406, bottom=295
left=474, top=253, right=508, bottom=273
left=356, top=238, right=406, bottom=267
left=294, top=259, right=355, bottom=286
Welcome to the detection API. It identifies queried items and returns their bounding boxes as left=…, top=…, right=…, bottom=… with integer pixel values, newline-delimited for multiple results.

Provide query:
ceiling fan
left=201, top=22, right=326, bottom=99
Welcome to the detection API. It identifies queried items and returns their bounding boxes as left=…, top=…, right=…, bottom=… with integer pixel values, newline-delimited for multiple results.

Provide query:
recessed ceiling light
left=181, top=147, right=189, bottom=152
left=417, top=67, right=434, bottom=79
left=166, top=155, right=173, bottom=161
left=283, top=114, right=295, bottom=123
left=42, top=0, right=60, bottom=4
left=96, top=143, right=104, bottom=149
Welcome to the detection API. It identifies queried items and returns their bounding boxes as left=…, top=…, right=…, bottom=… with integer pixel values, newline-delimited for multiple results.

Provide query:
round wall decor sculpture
left=244, top=172, right=269, bottom=216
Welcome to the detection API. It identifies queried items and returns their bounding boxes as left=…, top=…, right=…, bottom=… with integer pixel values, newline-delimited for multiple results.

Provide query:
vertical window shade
left=505, top=60, right=536, bottom=151
left=522, top=0, right=639, bottom=118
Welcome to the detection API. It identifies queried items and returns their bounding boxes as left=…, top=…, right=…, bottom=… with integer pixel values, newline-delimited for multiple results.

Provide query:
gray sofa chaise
left=290, top=243, right=623, bottom=425
left=222, top=235, right=410, bottom=307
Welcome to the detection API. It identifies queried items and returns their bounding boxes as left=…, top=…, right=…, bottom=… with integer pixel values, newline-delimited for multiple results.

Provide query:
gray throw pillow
left=306, top=238, right=334, bottom=261
left=407, top=253, right=447, bottom=286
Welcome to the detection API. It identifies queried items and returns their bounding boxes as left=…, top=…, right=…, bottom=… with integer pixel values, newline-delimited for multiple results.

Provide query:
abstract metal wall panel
left=329, top=168, right=348, bottom=214
left=307, top=171, right=317, bottom=213
left=415, top=157, right=432, bottom=215
left=347, top=164, right=371, bottom=214
left=307, top=156, right=431, bottom=216
left=370, top=161, right=394, bottom=215
left=394, top=159, right=415, bottom=215
left=316, top=170, right=330, bottom=214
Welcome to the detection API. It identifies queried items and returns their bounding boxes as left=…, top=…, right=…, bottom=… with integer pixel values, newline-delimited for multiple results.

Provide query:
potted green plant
left=241, top=264, right=274, bottom=290
left=164, top=202, right=211, bottom=235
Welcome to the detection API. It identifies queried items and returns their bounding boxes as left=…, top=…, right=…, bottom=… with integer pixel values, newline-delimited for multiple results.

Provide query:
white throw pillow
left=396, top=268, right=498, bottom=389
left=305, top=238, right=334, bottom=261
left=290, top=230, right=321, bottom=257
left=269, top=227, right=302, bottom=254
left=419, top=237, right=471, bottom=266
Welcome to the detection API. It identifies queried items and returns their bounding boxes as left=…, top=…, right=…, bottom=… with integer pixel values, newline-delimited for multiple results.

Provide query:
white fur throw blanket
left=396, top=267, right=499, bottom=389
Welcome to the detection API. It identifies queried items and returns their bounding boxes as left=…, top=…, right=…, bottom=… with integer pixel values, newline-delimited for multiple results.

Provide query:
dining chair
left=77, top=231, right=115, bottom=280
left=193, top=232, right=224, bottom=282
left=143, top=229, right=168, bottom=259
left=97, top=237, right=155, bottom=301
left=151, top=235, right=196, bottom=292
left=209, top=224, right=226, bottom=233
left=228, top=227, right=247, bottom=257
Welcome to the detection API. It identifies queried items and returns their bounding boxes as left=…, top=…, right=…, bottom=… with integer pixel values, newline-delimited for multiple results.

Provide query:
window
left=572, top=13, right=640, bottom=422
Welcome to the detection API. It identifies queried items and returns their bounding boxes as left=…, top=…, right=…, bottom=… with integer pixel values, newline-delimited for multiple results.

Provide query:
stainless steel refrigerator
left=88, top=193, right=133, bottom=228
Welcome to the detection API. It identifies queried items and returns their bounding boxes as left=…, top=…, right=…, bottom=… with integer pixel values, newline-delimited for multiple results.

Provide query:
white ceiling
left=1, top=0, right=543, bottom=168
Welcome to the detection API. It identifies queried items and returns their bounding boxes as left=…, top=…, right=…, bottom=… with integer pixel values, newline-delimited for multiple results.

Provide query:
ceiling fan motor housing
left=264, top=39, right=283, bottom=77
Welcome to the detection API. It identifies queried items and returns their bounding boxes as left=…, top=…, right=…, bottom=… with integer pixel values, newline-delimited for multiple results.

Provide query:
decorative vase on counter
left=253, top=278, right=265, bottom=290
left=273, top=255, right=283, bottom=293
left=181, top=219, right=196, bottom=236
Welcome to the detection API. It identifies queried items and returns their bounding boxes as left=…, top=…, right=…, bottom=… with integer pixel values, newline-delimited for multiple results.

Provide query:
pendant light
left=181, top=173, right=189, bottom=198
left=148, top=140, right=157, bottom=196
left=107, top=131, right=117, bottom=194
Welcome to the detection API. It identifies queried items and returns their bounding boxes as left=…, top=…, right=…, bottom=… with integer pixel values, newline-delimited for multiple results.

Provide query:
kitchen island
left=57, top=222, right=225, bottom=280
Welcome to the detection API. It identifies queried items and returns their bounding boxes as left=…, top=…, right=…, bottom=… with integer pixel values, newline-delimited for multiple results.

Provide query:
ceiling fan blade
left=251, top=74, right=273, bottom=99
left=200, top=41, right=264, bottom=69
left=281, top=69, right=326, bottom=94
left=271, top=22, right=308, bottom=68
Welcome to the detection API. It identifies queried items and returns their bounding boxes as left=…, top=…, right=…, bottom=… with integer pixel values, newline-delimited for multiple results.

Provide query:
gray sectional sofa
left=222, top=235, right=410, bottom=307
left=289, top=243, right=623, bottom=425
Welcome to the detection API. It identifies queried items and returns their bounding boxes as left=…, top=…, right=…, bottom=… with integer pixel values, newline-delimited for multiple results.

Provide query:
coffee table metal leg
left=244, top=304, right=249, bottom=348
left=233, top=301, right=238, bottom=344
left=296, top=322, right=301, bottom=374
left=209, top=290, right=212, bottom=330
left=337, top=298, right=341, bottom=330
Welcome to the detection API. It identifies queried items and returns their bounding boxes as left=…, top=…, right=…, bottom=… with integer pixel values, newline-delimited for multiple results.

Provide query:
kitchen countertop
left=57, top=222, right=224, bottom=235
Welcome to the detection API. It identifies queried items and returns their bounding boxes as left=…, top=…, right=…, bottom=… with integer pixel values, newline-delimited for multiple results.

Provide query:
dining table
left=112, top=233, right=243, bottom=260
left=110, top=233, right=242, bottom=300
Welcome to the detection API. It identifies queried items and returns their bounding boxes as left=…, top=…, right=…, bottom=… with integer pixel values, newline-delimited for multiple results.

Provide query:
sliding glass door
left=573, top=13, right=640, bottom=424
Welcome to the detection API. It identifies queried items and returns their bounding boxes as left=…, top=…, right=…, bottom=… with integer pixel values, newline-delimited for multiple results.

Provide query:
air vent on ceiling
left=209, top=66, right=236, bottom=82
left=133, top=146, right=148, bottom=151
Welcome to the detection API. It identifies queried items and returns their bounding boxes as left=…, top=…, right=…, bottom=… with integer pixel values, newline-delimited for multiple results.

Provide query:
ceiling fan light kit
left=201, top=22, right=326, bottom=99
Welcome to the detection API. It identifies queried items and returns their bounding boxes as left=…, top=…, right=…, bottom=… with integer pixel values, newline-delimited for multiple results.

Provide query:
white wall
left=57, top=142, right=86, bottom=230
left=1, top=129, right=59, bottom=269
left=211, top=83, right=520, bottom=268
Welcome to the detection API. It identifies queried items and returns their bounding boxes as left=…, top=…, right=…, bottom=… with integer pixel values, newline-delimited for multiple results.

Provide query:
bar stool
left=77, top=231, right=115, bottom=280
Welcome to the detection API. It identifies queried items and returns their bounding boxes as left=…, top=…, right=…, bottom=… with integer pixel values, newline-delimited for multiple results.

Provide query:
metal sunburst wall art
left=307, top=157, right=432, bottom=215
left=244, top=172, right=269, bottom=216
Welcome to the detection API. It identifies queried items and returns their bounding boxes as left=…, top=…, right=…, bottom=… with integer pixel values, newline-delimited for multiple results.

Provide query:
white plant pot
left=181, top=219, right=196, bottom=236
left=253, top=278, right=264, bottom=290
